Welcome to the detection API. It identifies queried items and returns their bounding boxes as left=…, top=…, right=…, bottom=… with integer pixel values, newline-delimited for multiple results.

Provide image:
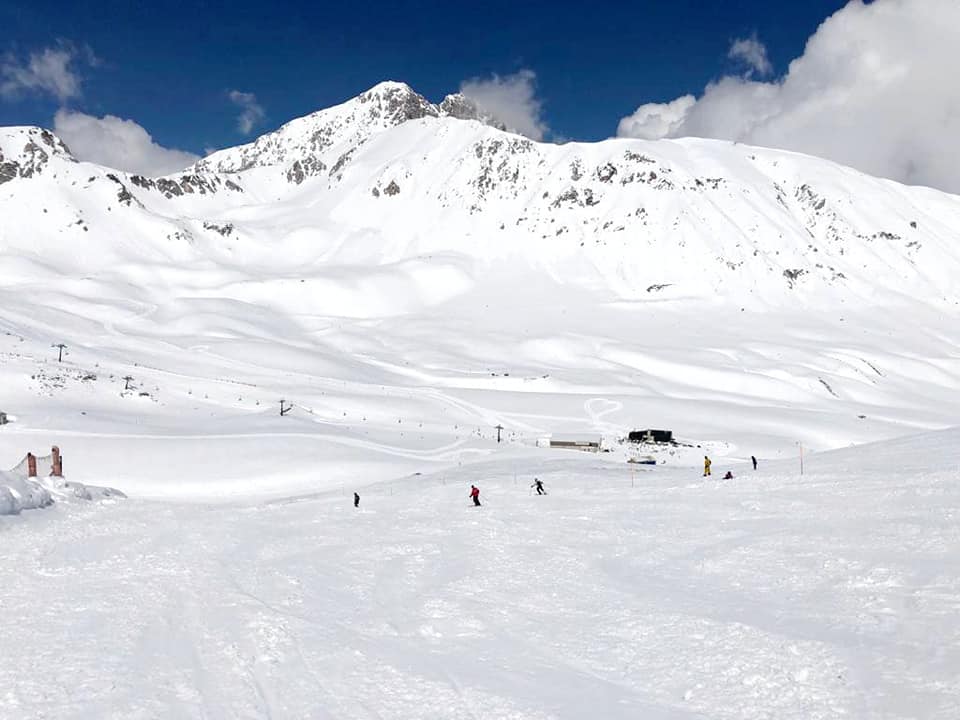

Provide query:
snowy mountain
left=5, top=85, right=960, bottom=297
left=4, top=81, right=960, bottom=719
left=1, top=79, right=960, bottom=481
left=193, top=81, right=505, bottom=185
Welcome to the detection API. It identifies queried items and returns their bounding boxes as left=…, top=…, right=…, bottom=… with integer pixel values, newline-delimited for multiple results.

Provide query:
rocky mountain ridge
left=193, top=81, right=506, bottom=186
left=1, top=81, right=959, bottom=307
left=2, top=82, right=960, bottom=465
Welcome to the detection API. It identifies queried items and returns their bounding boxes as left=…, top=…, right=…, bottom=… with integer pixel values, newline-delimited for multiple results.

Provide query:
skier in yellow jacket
left=703, top=455, right=712, bottom=477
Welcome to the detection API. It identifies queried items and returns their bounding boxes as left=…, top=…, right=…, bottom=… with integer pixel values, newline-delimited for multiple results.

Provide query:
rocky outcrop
left=357, top=81, right=439, bottom=125
left=0, top=127, right=75, bottom=185
left=128, top=172, right=243, bottom=199
left=286, top=157, right=327, bottom=184
left=438, top=93, right=507, bottom=131
left=106, top=173, right=144, bottom=208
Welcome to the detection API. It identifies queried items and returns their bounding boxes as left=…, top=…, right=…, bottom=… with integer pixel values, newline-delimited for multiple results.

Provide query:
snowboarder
left=703, top=455, right=712, bottom=477
left=532, top=478, right=545, bottom=495
left=751, top=455, right=758, bottom=470
left=354, top=492, right=360, bottom=508
left=723, top=471, right=734, bottom=480
left=470, top=485, right=481, bottom=507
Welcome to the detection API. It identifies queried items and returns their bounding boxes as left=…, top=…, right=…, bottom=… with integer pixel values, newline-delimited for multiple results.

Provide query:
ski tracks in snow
left=584, top=397, right=623, bottom=437
left=5, top=449, right=960, bottom=718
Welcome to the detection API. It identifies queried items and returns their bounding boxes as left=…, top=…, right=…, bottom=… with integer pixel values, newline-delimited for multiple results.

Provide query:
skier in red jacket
left=470, top=485, right=481, bottom=506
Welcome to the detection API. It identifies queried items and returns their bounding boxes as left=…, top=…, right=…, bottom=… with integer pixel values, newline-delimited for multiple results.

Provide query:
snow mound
left=0, top=471, right=125, bottom=515
left=0, top=471, right=53, bottom=514
left=42, top=475, right=127, bottom=503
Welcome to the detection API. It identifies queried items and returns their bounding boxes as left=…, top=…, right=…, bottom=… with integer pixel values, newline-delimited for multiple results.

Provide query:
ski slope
left=3, top=80, right=960, bottom=717
left=2, top=430, right=959, bottom=719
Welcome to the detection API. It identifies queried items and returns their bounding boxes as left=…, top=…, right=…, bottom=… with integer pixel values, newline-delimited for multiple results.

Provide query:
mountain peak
left=0, top=126, right=75, bottom=185
left=360, top=80, right=417, bottom=96
left=354, top=81, right=439, bottom=126
left=194, top=80, right=506, bottom=181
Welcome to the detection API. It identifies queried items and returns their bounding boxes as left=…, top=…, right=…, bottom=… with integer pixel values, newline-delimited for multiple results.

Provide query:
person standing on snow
left=354, top=492, right=360, bottom=508
left=703, top=455, right=712, bottom=477
left=470, top=485, right=481, bottom=507
left=532, top=478, right=545, bottom=495
left=751, top=455, right=758, bottom=470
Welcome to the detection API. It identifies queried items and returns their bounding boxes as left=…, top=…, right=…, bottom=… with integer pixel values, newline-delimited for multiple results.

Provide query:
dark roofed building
left=628, top=429, right=673, bottom=444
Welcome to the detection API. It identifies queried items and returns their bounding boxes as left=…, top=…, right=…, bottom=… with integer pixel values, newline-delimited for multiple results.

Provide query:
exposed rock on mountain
left=1, top=80, right=958, bottom=307
left=0, top=127, right=75, bottom=184
left=438, top=93, right=508, bottom=131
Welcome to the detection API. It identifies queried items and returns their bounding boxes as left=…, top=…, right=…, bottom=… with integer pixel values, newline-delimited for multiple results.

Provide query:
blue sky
left=0, top=0, right=848, bottom=151
left=2, top=0, right=957, bottom=195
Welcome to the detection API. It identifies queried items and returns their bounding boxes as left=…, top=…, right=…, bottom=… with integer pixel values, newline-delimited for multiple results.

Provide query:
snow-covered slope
left=3, top=82, right=960, bottom=719
left=1, top=80, right=960, bottom=492
left=2, top=429, right=959, bottom=718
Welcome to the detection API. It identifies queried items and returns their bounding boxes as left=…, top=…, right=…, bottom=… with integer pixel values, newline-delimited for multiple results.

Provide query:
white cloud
left=228, top=90, right=265, bottom=135
left=616, top=95, right=696, bottom=140
left=617, top=0, right=960, bottom=194
left=459, top=69, right=548, bottom=141
left=54, top=109, right=199, bottom=176
left=728, top=34, right=772, bottom=77
left=1, top=45, right=85, bottom=102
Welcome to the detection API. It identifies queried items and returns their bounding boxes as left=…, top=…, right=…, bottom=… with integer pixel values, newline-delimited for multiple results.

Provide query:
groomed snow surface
left=2, top=429, right=959, bottom=719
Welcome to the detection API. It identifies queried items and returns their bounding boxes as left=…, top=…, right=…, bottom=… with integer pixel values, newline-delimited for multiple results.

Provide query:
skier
left=354, top=492, right=360, bottom=508
left=470, top=485, right=481, bottom=507
left=703, top=455, right=712, bottom=477
left=531, top=478, right=546, bottom=495
left=751, top=455, right=758, bottom=470
left=723, top=471, right=734, bottom=480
